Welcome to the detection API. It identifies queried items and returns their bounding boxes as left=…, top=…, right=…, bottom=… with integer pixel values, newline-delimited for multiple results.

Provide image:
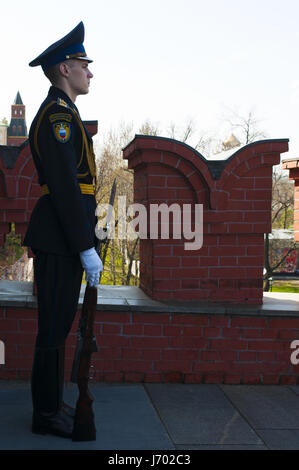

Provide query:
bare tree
left=95, top=121, right=140, bottom=286
left=139, top=119, right=159, bottom=136
left=272, top=168, right=294, bottom=229
left=264, top=168, right=296, bottom=290
left=222, top=107, right=267, bottom=144
left=165, top=118, right=216, bottom=157
left=165, top=118, right=196, bottom=143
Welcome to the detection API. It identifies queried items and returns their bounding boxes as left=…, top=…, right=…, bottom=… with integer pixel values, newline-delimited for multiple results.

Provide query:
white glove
left=80, top=247, right=103, bottom=287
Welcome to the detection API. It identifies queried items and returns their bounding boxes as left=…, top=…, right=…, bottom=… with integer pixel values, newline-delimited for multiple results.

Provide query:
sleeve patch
left=49, top=113, right=72, bottom=123
left=52, top=122, right=71, bottom=143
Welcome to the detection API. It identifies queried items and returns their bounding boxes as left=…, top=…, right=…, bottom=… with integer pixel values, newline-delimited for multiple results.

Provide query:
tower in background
left=7, top=92, right=28, bottom=146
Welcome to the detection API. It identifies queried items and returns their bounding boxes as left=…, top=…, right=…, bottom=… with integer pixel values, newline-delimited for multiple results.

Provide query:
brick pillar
left=123, top=135, right=289, bottom=304
left=282, top=158, right=299, bottom=243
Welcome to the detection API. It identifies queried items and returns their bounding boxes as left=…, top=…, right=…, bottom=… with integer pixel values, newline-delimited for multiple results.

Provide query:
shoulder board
left=57, top=98, right=70, bottom=108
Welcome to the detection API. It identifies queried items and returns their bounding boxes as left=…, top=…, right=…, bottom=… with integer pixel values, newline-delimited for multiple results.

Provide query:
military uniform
left=24, top=86, right=97, bottom=256
left=23, top=22, right=98, bottom=436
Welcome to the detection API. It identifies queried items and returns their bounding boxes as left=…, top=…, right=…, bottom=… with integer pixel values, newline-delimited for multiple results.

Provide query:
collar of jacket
left=48, top=86, right=79, bottom=112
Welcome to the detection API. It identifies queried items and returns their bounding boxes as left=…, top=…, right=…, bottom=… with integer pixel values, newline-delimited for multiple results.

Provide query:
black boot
left=31, top=346, right=73, bottom=438
left=32, top=409, right=73, bottom=438
left=62, top=401, right=76, bottom=418
left=57, top=345, right=76, bottom=418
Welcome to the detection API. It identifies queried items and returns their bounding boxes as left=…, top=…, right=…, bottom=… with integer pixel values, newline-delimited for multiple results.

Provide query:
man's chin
left=78, top=89, right=89, bottom=96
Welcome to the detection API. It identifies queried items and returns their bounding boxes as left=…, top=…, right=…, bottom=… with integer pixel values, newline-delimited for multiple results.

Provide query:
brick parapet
left=123, top=136, right=289, bottom=303
left=1, top=302, right=299, bottom=384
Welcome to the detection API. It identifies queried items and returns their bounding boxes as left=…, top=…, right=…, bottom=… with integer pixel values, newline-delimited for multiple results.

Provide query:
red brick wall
left=6, top=136, right=27, bottom=146
left=0, top=142, right=34, bottom=249
left=124, top=136, right=289, bottom=303
left=1, top=305, right=299, bottom=385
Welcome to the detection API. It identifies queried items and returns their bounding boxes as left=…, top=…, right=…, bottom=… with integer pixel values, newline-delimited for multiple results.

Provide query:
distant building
left=221, top=133, right=241, bottom=151
left=269, top=229, right=294, bottom=240
left=209, top=133, right=241, bottom=160
left=7, top=92, right=28, bottom=146
left=0, top=121, right=8, bottom=145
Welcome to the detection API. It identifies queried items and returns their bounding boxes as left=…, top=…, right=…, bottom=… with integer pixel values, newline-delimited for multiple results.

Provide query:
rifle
left=70, top=178, right=117, bottom=441
left=70, top=283, right=98, bottom=441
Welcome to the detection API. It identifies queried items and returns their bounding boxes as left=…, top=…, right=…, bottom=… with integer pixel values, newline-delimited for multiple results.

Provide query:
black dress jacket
left=24, top=86, right=97, bottom=256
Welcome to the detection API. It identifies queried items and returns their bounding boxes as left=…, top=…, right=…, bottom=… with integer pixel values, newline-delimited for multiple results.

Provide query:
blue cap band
left=42, top=43, right=86, bottom=71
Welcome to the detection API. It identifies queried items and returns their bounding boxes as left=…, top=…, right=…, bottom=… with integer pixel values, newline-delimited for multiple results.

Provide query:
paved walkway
left=1, top=380, right=299, bottom=450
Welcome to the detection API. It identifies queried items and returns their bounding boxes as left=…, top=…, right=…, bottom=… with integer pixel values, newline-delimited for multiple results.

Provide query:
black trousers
left=31, top=251, right=83, bottom=413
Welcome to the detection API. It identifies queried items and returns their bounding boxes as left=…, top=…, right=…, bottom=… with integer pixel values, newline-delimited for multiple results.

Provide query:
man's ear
left=59, top=62, right=70, bottom=78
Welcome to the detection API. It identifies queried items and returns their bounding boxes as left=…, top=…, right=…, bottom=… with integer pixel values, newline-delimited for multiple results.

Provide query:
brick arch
left=215, top=140, right=288, bottom=217
left=134, top=155, right=210, bottom=208
left=13, top=143, right=32, bottom=175
left=17, top=154, right=37, bottom=198
left=124, top=135, right=212, bottom=176
left=124, top=135, right=215, bottom=208
left=218, top=140, right=287, bottom=185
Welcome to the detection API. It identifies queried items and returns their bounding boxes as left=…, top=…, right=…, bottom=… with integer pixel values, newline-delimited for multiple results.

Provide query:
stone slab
left=0, top=384, right=174, bottom=450
left=0, top=281, right=299, bottom=316
left=256, top=429, right=299, bottom=450
left=221, top=385, right=299, bottom=429
left=145, top=384, right=263, bottom=446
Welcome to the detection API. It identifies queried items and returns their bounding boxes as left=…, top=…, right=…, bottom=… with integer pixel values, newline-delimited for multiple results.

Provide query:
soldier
left=24, top=22, right=102, bottom=438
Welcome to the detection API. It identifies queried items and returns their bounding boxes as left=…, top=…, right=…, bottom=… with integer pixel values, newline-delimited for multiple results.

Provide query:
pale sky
left=2, top=0, right=299, bottom=159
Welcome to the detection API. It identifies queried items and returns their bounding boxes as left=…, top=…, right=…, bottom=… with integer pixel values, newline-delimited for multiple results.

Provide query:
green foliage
left=99, top=242, right=139, bottom=286
left=271, top=281, right=299, bottom=293
left=272, top=206, right=294, bottom=230
left=0, top=223, right=25, bottom=270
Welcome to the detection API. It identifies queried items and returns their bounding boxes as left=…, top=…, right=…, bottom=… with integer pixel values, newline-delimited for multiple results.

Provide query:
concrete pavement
left=1, top=380, right=299, bottom=450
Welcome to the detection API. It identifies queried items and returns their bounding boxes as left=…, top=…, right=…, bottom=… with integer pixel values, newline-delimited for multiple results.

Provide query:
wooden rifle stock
left=71, top=283, right=98, bottom=441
